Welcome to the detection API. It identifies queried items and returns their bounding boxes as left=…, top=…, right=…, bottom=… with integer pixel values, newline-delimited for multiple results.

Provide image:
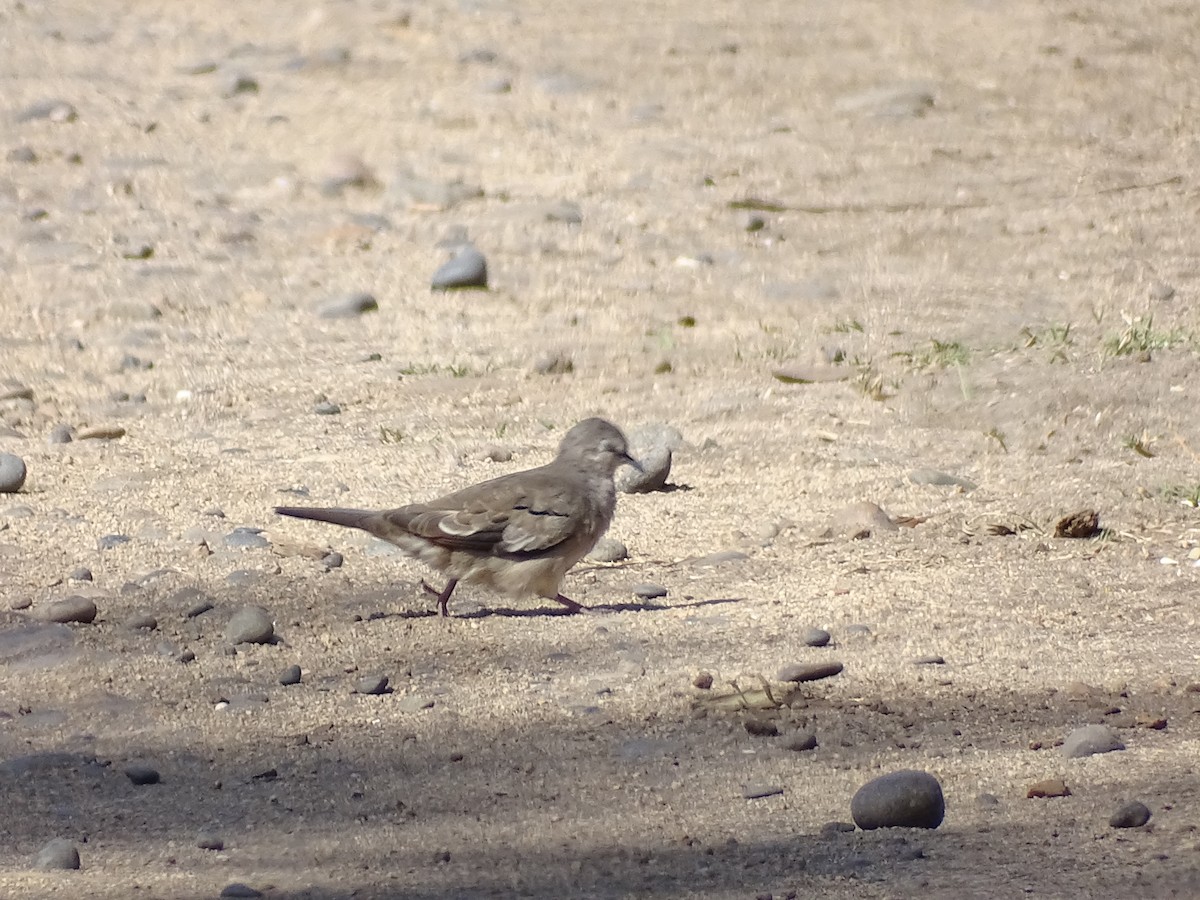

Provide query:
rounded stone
left=632, top=583, right=668, bottom=600
left=801, top=627, right=831, bottom=647
left=431, top=247, right=488, bottom=290
left=279, top=664, right=302, bottom=686
left=587, top=537, right=628, bottom=563
left=37, top=596, right=98, bottom=624
left=1062, top=724, right=1124, bottom=758
left=123, top=612, right=158, bottom=631
left=616, top=445, right=671, bottom=493
left=355, top=674, right=389, bottom=695
left=225, top=606, right=275, bottom=645
left=1109, top=800, right=1151, bottom=828
left=35, top=837, right=80, bottom=870
left=124, top=764, right=160, bottom=785
left=777, top=661, right=843, bottom=683
left=851, top=770, right=945, bottom=830
left=0, top=453, right=27, bottom=492
left=317, top=291, right=378, bottom=319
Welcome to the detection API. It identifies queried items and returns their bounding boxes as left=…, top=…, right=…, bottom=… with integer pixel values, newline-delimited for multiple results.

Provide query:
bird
left=275, top=417, right=641, bottom=616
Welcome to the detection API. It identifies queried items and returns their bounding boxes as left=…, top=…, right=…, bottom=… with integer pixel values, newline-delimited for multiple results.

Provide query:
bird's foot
left=552, top=593, right=588, bottom=614
left=421, top=579, right=459, bottom=617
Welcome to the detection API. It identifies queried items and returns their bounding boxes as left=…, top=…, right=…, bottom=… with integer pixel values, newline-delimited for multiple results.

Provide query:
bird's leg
left=422, top=578, right=459, bottom=617
left=552, top=593, right=587, bottom=613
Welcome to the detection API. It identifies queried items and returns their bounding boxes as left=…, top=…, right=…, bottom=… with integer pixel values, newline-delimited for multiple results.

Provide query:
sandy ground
left=2, top=0, right=1200, bottom=897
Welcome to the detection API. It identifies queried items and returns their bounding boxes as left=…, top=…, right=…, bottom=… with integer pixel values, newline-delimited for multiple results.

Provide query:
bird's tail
left=274, top=506, right=375, bottom=531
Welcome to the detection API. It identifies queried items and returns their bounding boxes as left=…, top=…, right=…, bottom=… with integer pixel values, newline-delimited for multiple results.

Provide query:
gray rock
left=47, top=423, right=74, bottom=444
left=1109, top=800, right=1151, bottom=828
left=98, top=533, right=131, bottom=550
left=355, top=674, right=390, bottom=695
left=37, top=596, right=98, bottom=624
left=123, top=612, right=158, bottom=631
left=587, top=537, right=628, bottom=563
left=632, top=583, right=667, bottom=600
left=124, top=764, right=160, bottom=785
left=785, top=731, right=818, bottom=752
left=313, top=400, right=341, bottom=416
left=914, top=654, right=945, bottom=665
left=220, top=885, right=264, bottom=899
left=17, top=99, right=78, bottom=123
left=431, top=246, right=488, bottom=290
left=909, top=467, right=977, bottom=490
left=1149, top=282, right=1175, bottom=302
left=1063, top=724, right=1124, bottom=758
left=225, top=527, right=269, bottom=550
left=616, top=445, right=671, bottom=493
left=742, top=784, right=784, bottom=799
left=820, top=821, right=857, bottom=835
left=68, top=567, right=93, bottom=581
left=197, top=831, right=225, bottom=851
left=801, top=627, right=831, bottom=648
left=225, top=606, right=274, bottom=645
left=396, top=694, right=434, bottom=712
left=851, top=770, right=945, bottom=830
left=34, top=837, right=80, bottom=870
left=0, top=453, right=26, bottom=492
left=221, top=72, right=258, bottom=97
left=279, top=664, right=302, bottom=685
left=317, top=291, right=378, bottom=319
left=777, top=661, right=843, bottom=683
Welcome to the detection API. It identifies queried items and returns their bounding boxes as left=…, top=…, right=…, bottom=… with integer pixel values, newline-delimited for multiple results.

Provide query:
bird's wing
left=384, top=466, right=582, bottom=555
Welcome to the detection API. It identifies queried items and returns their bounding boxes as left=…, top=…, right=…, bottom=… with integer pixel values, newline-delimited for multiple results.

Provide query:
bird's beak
left=623, top=452, right=644, bottom=473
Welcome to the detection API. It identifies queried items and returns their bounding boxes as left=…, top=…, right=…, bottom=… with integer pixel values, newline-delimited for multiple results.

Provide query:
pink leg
left=552, top=593, right=586, bottom=613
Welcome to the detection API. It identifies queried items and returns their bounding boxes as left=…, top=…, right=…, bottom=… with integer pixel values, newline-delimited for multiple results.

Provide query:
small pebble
left=742, top=784, right=784, bottom=800
left=34, top=837, right=80, bottom=870
left=693, top=672, right=714, bottom=690
left=1026, top=778, right=1071, bottom=799
left=18, top=99, right=78, bottom=123
left=317, top=291, right=378, bottom=319
left=225, top=527, right=270, bottom=550
left=279, top=664, right=302, bottom=685
left=124, top=764, right=160, bottom=785
left=1149, top=282, right=1175, bottom=302
left=355, top=674, right=390, bottom=695
left=744, top=718, right=779, bottom=737
left=37, top=596, right=98, bottom=624
left=225, top=606, right=275, bottom=645
left=914, top=654, right=945, bottom=666
left=77, top=425, right=126, bottom=440
left=197, top=831, right=225, bottom=851
left=801, top=627, right=831, bottom=648
left=909, top=468, right=977, bottom=491
left=1109, top=801, right=1152, bottom=828
left=431, top=246, right=488, bottom=290
left=587, top=537, right=628, bottom=563
left=98, top=533, right=131, bottom=550
left=313, top=400, right=341, bottom=415
left=851, top=770, right=945, bottom=830
left=820, top=821, right=857, bottom=835
left=777, top=661, right=843, bottom=683
left=396, top=694, right=435, bottom=712
left=221, top=73, right=259, bottom=98
left=68, top=567, right=93, bottom=582
left=0, top=453, right=27, bottom=492
left=123, top=612, right=158, bottom=631
left=47, top=424, right=74, bottom=444
left=1062, top=724, right=1124, bottom=758
left=632, top=583, right=667, bottom=600
left=220, top=884, right=264, bottom=899
left=785, top=731, right=818, bottom=752
left=743, top=213, right=766, bottom=232
left=616, top=445, right=671, bottom=493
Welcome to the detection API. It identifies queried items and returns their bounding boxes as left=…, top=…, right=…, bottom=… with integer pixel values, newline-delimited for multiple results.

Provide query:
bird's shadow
left=368, top=595, right=744, bottom=621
